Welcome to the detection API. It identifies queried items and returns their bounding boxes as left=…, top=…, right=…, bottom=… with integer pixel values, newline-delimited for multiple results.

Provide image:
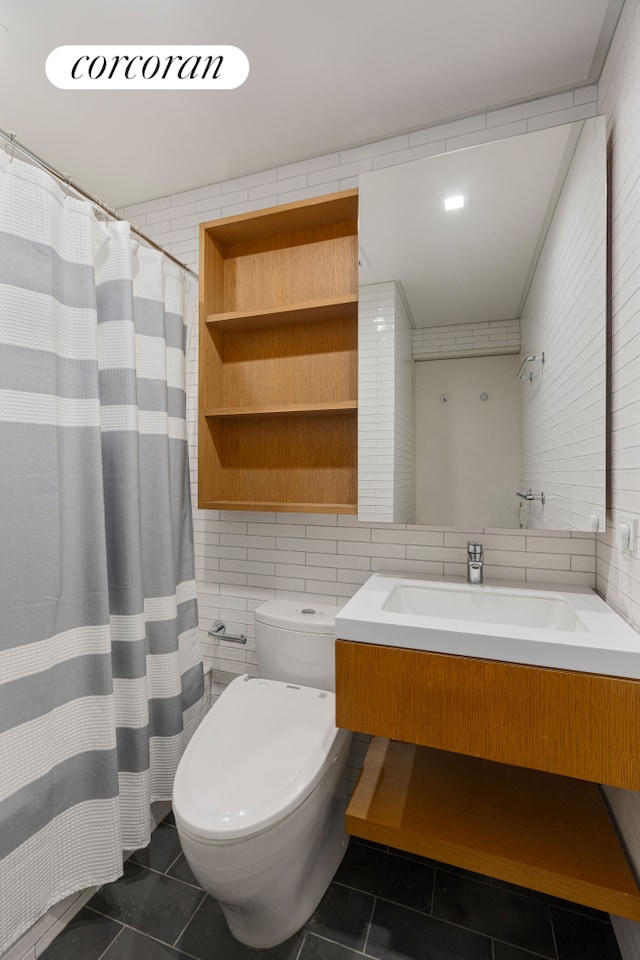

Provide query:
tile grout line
left=547, top=902, right=561, bottom=960
left=170, top=891, right=209, bottom=951
left=82, top=907, right=203, bottom=960
left=361, top=894, right=378, bottom=956
left=164, top=849, right=188, bottom=876
left=305, top=931, right=372, bottom=958
left=293, top=931, right=308, bottom=960
left=130, top=856, right=202, bottom=891
left=492, top=931, right=556, bottom=960
left=91, top=919, right=123, bottom=960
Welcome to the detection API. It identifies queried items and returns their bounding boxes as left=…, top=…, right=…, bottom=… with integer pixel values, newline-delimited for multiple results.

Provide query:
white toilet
left=172, top=600, right=352, bottom=948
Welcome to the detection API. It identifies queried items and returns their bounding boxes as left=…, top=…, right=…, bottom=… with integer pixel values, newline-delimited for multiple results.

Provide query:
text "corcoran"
left=46, top=45, right=249, bottom=90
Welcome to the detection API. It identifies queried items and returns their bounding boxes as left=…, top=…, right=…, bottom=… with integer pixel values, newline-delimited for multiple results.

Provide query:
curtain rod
left=0, top=127, right=198, bottom=280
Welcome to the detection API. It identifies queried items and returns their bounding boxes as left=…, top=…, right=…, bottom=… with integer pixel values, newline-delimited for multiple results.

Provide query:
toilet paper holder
left=208, top=620, right=247, bottom=644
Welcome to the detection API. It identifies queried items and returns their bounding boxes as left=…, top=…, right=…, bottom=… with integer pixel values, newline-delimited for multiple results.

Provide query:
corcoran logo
left=46, top=45, right=249, bottom=90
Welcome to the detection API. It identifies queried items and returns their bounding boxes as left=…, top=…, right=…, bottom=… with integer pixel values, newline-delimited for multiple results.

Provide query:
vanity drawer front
left=335, top=639, right=640, bottom=790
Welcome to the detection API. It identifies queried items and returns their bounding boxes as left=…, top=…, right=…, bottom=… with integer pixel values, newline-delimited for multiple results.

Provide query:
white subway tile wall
left=12, top=70, right=637, bottom=960
left=518, top=117, right=606, bottom=531
left=104, top=76, right=630, bottom=960
left=126, top=87, right=601, bottom=823
left=394, top=290, right=414, bottom=522
left=596, top=0, right=640, bottom=955
left=358, top=283, right=414, bottom=522
left=412, top=319, right=521, bottom=361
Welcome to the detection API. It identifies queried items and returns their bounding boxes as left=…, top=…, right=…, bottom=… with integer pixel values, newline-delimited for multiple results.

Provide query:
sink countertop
left=335, top=572, right=640, bottom=679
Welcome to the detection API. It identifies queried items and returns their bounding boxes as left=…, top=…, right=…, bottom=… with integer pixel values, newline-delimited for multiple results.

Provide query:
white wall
left=105, top=83, right=608, bottom=948
left=14, top=61, right=640, bottom=960
left=413, top=318, right=520, bottom=360
left=358, top=282, right=414, bottom=523
left=118, top=89, right=601, bottom=684
left=595, top=0, right=640, bottom=955
left=518, top=116, right=607, bottom=532
left=110, top=15, right=640, bottom=958
left=414, top=355, right=520, bottom=528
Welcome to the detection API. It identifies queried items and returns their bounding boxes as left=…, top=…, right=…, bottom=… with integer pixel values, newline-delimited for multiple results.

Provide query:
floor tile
left=432, top=870, right=556, bottom=958
left=175, top=895, right=305, bottom=959
left=493, top=943, right=556, bottom=960
left=167, top=852, right=203, bottom=888
left=39, top=907, right=122, bottom=959
left=394, top=850, right=490, bottom=886
left=305, top=882, right=374, bottom=952
left=87, top=859, right=205, bottom=945
left=367, top=899, right=492, bottom=960
left=130, top=822, right=184, bottom=873
left=102, top=926, right=192, bottom=959
left=377, top=851, right=435, bottom=912
left=550, top=906, right=622, bottom=960
left=490, top=877, right=611, bottom=923
left=335, top=843, right=434, bottom=912
left=334, top=842, right=393, bottom=897
left=298, top=932, right=365, bottom=960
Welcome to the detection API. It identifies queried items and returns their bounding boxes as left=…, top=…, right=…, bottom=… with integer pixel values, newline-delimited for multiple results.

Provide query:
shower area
left=0, top=134, right=204, bottom=955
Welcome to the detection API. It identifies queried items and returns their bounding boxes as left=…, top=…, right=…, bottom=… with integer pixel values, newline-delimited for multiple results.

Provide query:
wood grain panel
left=200, top=190, right=358, bottom=245
left=335, top=640, right=640, bottom=790
left=205, top=294, right=358, bottom=331
left=346, top=738, right=640, bottom=921
left=222, top=231, right=357, bottom=313
left=205, top=401, right=357, bottom=418
left=209, top=412, right=357, bottom=508
left=220, top=317, right=357, bottom=408
left=200, top=499, right=357, bottom=514
left=198, top=190, right=358, bottom=513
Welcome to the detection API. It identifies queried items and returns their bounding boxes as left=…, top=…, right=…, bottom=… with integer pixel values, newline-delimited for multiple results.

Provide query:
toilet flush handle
left=208, top=620, right=247, bottom=644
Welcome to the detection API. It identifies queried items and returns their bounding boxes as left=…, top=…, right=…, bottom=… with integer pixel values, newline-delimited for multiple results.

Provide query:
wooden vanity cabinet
left=335, top=638, right=640, bottom=922
left=198, top=189, right=358, bottom=514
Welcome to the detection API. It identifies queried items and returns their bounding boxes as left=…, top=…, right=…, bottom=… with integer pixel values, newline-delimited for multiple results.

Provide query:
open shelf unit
left=347, top=738, right=640, bottom=922
left=198, top=189, right=359, bottom=513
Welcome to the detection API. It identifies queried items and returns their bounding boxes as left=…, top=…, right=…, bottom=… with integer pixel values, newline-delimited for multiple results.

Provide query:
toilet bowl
left=172, top=601, right=352, bottom=948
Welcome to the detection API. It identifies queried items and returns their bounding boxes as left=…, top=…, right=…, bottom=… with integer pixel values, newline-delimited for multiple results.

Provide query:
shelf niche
left=198, top=189, right=358, bottom=514
left=347, top=738, right=640, bottom=922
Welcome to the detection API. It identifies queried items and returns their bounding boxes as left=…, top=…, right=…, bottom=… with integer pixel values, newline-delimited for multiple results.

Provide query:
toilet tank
left=253, top=600, right=342, bottom=691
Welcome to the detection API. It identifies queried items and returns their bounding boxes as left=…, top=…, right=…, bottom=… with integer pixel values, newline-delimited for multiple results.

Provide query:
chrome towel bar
left=517, top=489, right=545, bottom=505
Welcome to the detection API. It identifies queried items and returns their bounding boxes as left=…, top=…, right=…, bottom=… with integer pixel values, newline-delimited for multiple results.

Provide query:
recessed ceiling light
left=443, top=194, right=465, bottom=212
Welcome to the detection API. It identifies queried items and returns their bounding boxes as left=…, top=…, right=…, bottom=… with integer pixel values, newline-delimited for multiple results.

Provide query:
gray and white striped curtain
left=0, top=151, right=204, bottom=953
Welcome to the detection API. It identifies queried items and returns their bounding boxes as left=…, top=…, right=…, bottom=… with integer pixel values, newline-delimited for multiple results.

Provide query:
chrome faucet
left=467, top=542, right=484, bottom=584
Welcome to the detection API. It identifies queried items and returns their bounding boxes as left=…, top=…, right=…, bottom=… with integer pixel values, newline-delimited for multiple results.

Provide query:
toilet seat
left=173, top=675, right=346, bottom=842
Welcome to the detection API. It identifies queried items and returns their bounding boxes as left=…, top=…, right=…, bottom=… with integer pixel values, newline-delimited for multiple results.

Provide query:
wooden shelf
left=199, top=190, right=359, bottom=246
left=205, top=401, right=357, bottom=419
left=205, top=295, right=358, bottom=332
left=347, top=738, right=640, bottom=921
left=198, top=189, right=358, bottom=513
left=201, top=500, right=357, bottom=514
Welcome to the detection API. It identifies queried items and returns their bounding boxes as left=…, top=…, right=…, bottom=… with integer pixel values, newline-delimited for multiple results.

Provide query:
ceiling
left=359, top=122, right=580, bottom=327
left=0, top=0, right=623, bottom=208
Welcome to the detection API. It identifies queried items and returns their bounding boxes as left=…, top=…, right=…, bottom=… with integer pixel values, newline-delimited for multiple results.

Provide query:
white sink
left=335, top=573, right=640, bottom=679
left=382, top=582, right=585, bottom=632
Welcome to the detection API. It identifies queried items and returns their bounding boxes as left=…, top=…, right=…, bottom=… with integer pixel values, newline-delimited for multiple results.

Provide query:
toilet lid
left=173, top=675, right=345, bottom=841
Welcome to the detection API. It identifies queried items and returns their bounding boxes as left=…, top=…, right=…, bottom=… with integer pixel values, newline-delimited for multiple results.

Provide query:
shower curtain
left=0, top=151, right=204, bottom=953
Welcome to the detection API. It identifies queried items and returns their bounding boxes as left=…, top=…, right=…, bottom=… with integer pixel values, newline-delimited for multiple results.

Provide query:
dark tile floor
left=41, top=812, right=623, bottom=960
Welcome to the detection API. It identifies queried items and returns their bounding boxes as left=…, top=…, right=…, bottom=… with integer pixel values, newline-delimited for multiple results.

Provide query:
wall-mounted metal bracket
left=208, top=620, right=247, bottom=644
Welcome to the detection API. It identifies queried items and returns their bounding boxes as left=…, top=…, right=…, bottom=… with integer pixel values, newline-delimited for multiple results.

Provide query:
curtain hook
left=7, top=131, right=17, bottom=162
left=63, top=173, right=71, bottom=198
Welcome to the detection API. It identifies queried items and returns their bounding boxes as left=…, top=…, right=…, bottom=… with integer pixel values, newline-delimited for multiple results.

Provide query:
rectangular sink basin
left=335, top=573, right=640, bottom=679
left=382, top=583, right=585, bottom=632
